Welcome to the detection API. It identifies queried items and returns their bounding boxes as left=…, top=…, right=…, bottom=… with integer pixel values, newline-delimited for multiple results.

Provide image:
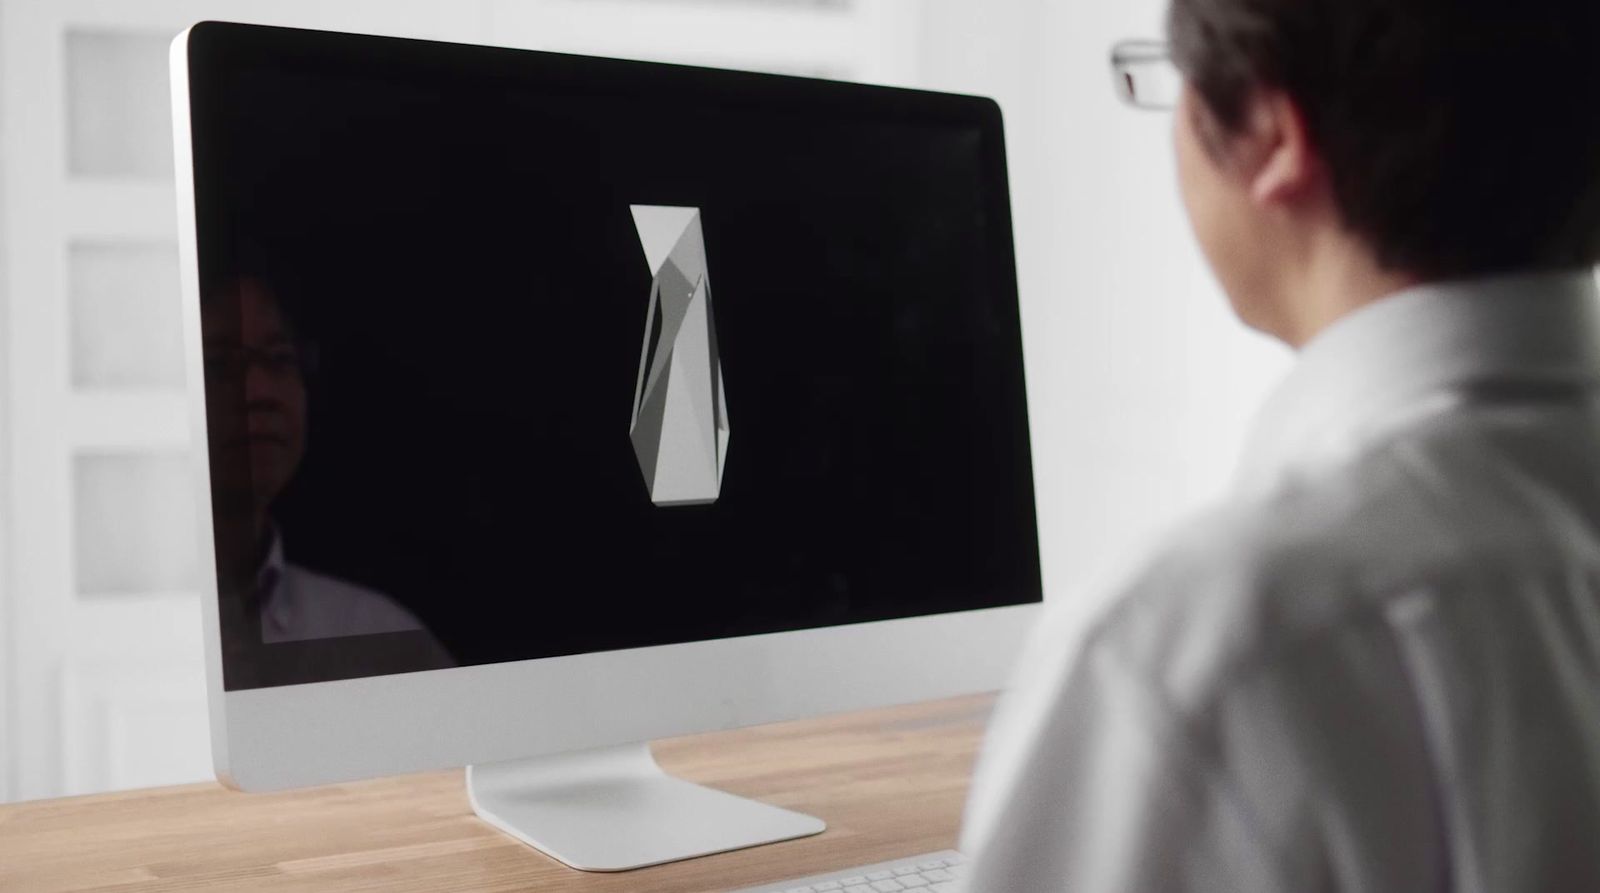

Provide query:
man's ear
left=1244, top=89, right=1320, bottom=208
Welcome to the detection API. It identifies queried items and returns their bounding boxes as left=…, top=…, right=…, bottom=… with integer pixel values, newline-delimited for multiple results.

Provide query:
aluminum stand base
left=467, top=742, right=826, bottom=872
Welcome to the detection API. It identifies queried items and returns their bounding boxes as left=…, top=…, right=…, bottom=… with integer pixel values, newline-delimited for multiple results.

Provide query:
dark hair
left=1168, top=0, right=1600, bottom=279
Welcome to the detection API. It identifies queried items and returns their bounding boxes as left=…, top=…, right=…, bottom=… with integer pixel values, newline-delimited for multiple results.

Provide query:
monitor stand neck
left=466, top=742, right=826, bottom=872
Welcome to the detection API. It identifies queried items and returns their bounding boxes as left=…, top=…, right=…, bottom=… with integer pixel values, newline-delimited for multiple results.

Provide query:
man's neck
left=1274, top=237, right=1419, bottom=349
left=214, top=509, right=274, bottom=590
left=251, top=512, right=276, bottom=571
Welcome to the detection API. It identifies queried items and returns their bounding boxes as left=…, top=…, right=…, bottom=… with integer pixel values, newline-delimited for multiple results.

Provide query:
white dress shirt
left=960, top=271, right=1600, bottom=891
left=256, top=530, right=427, bottom=643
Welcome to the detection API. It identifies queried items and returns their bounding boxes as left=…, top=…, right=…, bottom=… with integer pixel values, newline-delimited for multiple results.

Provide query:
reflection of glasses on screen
left=203, top=344, right=309, bottom=381
left=1111, top=40, right=1180, bottom=110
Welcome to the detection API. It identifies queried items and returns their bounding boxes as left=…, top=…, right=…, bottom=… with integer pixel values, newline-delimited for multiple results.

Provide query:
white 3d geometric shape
left=629, top=205, right=730, bottom=506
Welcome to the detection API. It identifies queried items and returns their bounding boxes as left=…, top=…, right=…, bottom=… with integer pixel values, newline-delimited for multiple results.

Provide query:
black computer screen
left=184, top=22, right=1041, bottom=690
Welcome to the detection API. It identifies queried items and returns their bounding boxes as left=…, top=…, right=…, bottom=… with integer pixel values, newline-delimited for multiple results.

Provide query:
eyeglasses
left=1111, top=40, right=1181, bottom=110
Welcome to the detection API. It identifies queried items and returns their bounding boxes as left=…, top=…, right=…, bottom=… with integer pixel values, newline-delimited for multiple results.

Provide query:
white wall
left=0, top=0, right=1291, bottom=802
left=918, top=0, right=1290, bottom=636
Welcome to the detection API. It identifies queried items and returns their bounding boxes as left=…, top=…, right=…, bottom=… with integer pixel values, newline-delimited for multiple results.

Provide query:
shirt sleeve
left=959, top=633, right=1287, bottom=893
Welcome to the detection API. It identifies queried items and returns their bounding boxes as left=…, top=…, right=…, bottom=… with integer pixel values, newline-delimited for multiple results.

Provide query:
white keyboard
left=728, top=850, right=967, bottom=893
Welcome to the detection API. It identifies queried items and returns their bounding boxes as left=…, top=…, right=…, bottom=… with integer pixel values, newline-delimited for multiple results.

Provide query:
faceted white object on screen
left=629, top=205, right=729, bottom=506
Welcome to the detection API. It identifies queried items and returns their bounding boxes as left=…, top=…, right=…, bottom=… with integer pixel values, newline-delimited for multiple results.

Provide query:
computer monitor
left=171, top=21, right=1042, bottom=872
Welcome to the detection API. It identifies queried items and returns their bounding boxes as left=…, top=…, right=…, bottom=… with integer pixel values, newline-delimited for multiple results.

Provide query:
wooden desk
left=0, top=695, right=993, bottom=892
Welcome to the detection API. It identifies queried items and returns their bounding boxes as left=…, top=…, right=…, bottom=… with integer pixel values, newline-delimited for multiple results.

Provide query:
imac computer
left=170, top=21, right=1042, bottom=873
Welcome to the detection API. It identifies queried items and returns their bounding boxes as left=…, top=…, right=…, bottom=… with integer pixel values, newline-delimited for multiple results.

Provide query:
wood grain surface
left=0, top=694, right=995, bottom=892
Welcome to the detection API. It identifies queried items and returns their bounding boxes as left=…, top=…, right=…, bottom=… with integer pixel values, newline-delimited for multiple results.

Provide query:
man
left=204, top=276, right=432, bottom=644
left=961, top=1, right=1600, bottom=890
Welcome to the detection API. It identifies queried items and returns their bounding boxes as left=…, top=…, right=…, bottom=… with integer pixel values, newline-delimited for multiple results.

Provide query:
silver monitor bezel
left=171, top=23, right=1041, bottom=791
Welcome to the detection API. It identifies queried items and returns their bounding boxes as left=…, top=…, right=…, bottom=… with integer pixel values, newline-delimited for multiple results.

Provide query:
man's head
left=1166, top=0, right=1600, bottom=344
left=202, top=276, right=309, bottom=517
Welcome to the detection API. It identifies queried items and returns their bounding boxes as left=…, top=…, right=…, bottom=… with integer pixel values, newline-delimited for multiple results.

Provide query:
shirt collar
left=256, top=524, right=291, bottom=632
left=1235, top=269, right=1600, bottom=494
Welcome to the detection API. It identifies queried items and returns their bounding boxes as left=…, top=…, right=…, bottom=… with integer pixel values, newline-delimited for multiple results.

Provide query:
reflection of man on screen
left=204, top=275, right=429, bottom=644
